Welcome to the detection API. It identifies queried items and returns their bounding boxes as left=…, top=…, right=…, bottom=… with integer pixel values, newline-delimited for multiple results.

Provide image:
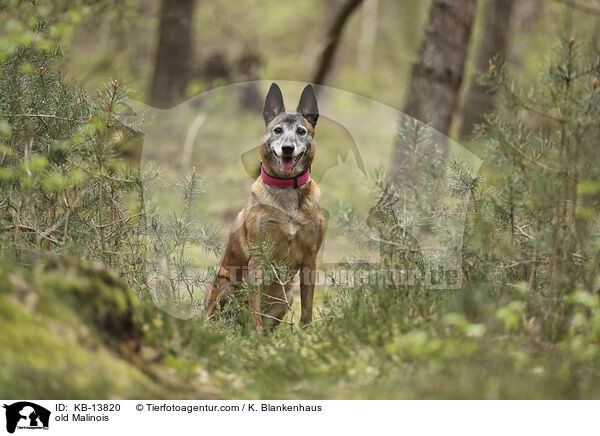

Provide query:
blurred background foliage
left=51, top=0, right=598, bottom=123
left=0, top=0, right=600, bottom=399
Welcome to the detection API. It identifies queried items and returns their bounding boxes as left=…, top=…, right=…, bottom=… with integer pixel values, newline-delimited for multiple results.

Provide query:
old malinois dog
left=205, top=83, right=325, bottom=329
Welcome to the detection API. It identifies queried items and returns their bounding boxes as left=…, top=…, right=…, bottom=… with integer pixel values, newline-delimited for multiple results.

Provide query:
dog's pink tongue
left=280, top=157, right=294, bottom=175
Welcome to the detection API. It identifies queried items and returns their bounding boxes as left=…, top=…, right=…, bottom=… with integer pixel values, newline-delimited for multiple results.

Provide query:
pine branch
left=0, top=113, right=82, bottom=122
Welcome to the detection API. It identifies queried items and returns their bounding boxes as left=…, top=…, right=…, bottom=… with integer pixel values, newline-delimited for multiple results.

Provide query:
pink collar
left=260, top=163, right=310, bottom=188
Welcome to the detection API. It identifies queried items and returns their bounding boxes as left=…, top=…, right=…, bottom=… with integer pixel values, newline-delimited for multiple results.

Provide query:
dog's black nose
left=281, top=145, right=294, bottom=155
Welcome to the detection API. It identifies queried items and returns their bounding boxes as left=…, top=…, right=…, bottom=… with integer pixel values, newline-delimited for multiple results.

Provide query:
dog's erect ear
left=296, top=84, right=319, bottom=127
left=263, top=83, right=285, bottom=125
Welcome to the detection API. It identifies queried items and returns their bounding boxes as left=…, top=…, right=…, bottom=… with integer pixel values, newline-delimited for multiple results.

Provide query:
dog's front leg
left=247, top=258, right=263, bottom=330
left=300, top=256, right=317, bottom=326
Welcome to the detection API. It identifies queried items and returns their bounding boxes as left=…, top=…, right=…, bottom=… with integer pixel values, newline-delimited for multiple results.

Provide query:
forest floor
left=2, top=256, right=600, bottom=400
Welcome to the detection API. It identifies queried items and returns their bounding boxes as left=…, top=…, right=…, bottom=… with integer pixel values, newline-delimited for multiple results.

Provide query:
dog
left=205, top=83, right=325, bottom=329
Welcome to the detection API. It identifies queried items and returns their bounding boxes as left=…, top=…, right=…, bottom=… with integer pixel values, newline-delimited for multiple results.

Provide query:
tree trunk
left=237, top=50, right=262, bottom=111
left=401, top=0, right=476, bottom=133
left=458, top=0, right=515, bottom=139
left=390, top=0, right=476, bottom=182
left=149, top=0, right=196, bottom=108
left=312, top=0, right=363, bottom=85
left=357, top=0, right=378, bottom=75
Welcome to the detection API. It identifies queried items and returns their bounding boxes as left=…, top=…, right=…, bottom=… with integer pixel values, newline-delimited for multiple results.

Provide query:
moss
left=37, top=257, right=143, bottom=354
left=0, top=259, right=165, bottom=398
left=0, top=298, right=159, bottom=398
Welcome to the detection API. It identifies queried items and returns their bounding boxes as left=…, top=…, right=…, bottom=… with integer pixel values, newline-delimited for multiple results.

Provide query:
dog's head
left=260, top=83, right=318, bottom=178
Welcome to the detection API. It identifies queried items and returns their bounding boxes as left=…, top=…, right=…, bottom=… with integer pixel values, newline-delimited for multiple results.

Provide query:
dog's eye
left=273, top=127, right=283, bottom=135
left=296, top=127, right=307, bottom=136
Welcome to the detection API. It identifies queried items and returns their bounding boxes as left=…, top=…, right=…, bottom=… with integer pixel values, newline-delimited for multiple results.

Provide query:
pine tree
left=339, top=116, right=479, bottom=294
left=146, top=167, right=222, bottom=314
left=0, top=3, right=149, bottom=289
left=470, top=38, right=600, bottom=337
left=1, top=2, right=225, bottom=309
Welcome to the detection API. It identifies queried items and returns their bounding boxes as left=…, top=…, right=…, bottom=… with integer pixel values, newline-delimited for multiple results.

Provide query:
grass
left=150, top=284, right=600, bottom=399
left=2, top=241, right=600, bottom=399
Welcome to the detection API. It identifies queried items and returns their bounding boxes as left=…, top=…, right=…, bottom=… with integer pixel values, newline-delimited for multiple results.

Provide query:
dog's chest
left=265, top=212, right=307, bottom=242
left=246, top=185, right=322, bottom=264
left=259, top=206, right=318, bottom=247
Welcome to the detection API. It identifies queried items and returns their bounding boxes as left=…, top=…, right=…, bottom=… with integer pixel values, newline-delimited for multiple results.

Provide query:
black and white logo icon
left=2, top=402, right=50, bottom=434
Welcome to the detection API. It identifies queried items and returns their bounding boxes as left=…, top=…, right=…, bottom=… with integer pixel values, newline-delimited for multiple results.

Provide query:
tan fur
left=206, top=117, right=324, bottom=329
